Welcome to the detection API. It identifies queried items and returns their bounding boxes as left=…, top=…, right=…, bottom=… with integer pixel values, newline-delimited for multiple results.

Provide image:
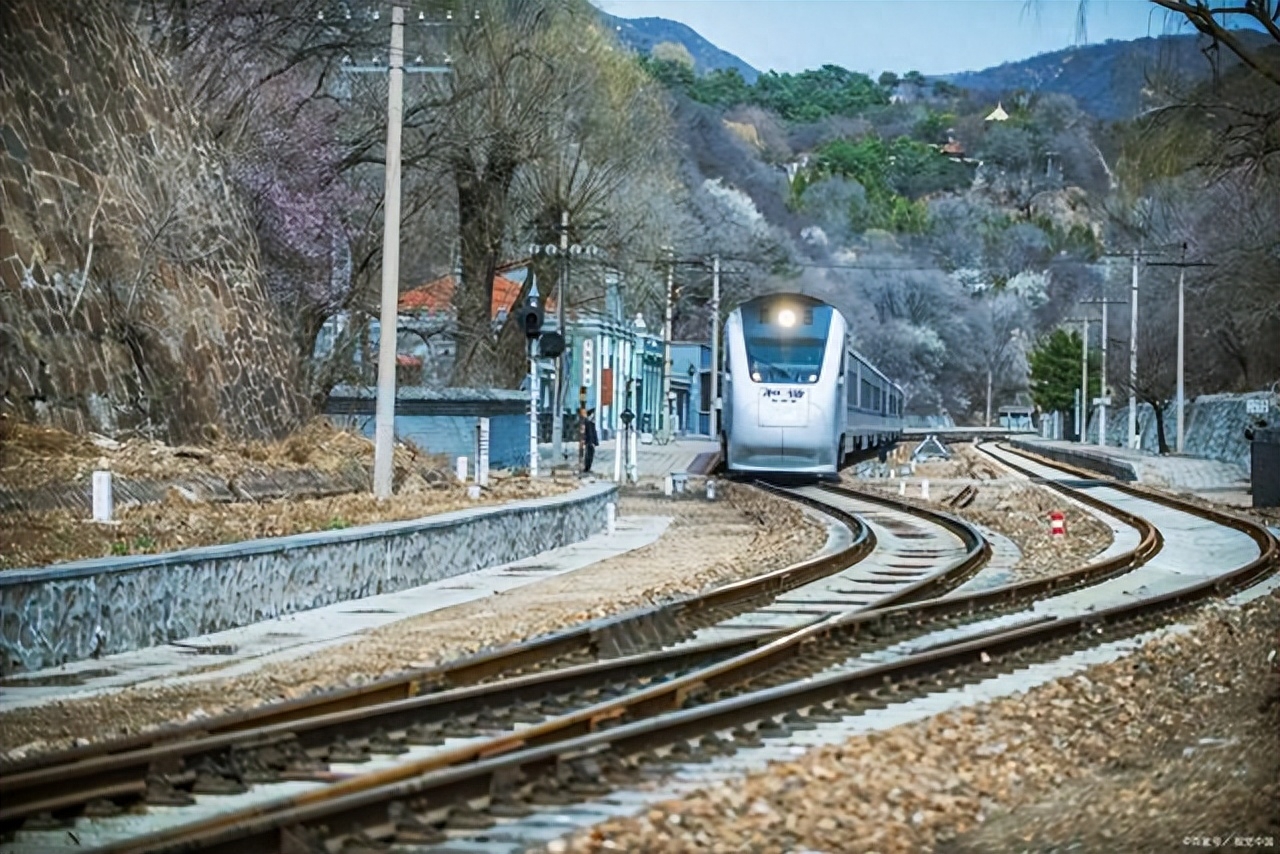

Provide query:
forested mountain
left=4, top=0, right=1275, bottom=439
left=598, top=11, right=759, bottom=82
left=944, top=31, right=1273, bottom=120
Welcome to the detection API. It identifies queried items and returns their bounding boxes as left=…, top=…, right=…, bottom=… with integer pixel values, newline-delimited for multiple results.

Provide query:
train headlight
left=808, top=374, right=817, bottom=382
left=751, top=372, right=761, bottom=382
left=777, top=308, right=796, bottom=328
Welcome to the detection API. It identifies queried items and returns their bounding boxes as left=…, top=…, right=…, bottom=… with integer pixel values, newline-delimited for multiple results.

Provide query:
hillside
left=598, top=11, right=760, bottom=82
left=945, top=31, right=1271, bottom=120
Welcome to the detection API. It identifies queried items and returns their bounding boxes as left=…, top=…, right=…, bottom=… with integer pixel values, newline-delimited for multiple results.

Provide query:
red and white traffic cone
left=1049, top=510, right=1066, bottom=538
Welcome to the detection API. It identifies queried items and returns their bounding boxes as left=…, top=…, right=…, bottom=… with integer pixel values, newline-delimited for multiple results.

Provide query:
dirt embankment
left=0, top=419, right=572, bottom=569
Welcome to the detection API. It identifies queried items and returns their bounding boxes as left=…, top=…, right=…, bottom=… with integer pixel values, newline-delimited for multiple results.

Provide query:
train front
left=722, top=294, right=846, bottom=476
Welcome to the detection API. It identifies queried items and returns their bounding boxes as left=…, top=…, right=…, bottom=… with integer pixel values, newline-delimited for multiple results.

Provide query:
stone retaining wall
left=0, top=483, right=616, bottom=675
left=1085, top=392, right=1277, bottom=472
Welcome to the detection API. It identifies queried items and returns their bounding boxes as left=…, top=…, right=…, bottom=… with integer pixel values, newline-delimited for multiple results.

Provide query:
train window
left=742, top=300, right=834, bottom=384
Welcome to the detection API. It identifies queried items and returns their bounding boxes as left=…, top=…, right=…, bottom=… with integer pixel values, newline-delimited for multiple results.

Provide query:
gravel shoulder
left=845, top=444, right=1115, bottom=579
left=547, top=592, right=1280, bottom=854
left=0, top=483, right=828, bottom=760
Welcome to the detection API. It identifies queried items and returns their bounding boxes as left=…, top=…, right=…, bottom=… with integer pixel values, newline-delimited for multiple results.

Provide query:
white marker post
left=455, top=456, right=468, bottom=484
left=921, top=479, right=930, bottom=500
left=606, top=501, right=617, bottom=535
left=92, top=470, right=113, bottom=523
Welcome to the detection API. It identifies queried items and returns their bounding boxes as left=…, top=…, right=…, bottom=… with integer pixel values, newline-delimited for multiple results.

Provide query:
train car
left=721, top=292, right=903, bottom=476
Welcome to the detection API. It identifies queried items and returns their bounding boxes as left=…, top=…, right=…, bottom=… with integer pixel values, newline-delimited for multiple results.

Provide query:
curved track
left=5, top=452, right=1274, bottom=854
left=0, top=484, right=989, bottom=853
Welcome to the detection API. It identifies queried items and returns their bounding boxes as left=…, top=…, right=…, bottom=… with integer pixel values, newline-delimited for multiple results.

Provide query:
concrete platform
left=539, top=437, right=720, bottom=481
left=1011, top=438, right=1252, bottom=506
left=0, top=515, right=671, bottom=714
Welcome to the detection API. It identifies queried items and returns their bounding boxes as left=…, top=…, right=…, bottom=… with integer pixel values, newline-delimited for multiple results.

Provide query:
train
left=720, top=293, right=904, bottom=477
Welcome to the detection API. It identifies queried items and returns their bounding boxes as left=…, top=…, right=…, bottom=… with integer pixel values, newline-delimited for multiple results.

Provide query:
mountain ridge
left=597, top=11, right=760, bottom=82
left=941, top=31, right=1271, bottom=119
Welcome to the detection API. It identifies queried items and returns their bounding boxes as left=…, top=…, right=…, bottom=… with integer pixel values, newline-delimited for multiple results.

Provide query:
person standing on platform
left=582, top=409, right=599, bottom=474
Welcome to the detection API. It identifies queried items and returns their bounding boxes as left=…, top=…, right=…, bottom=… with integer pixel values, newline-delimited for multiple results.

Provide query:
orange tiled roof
left=399, top=273, right=553, bottom=319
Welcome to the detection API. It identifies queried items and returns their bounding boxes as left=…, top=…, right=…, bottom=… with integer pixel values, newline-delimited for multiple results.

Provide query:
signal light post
left=522, top=282, right=546, bottom=477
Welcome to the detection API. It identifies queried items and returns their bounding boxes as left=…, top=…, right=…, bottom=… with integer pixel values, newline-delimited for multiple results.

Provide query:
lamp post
left=629, top=313, right=645, bottom=480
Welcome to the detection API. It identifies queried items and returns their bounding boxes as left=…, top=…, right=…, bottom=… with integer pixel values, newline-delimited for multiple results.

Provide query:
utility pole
left=709, top=254, right=721, bottom=439
left=1066, top=317, right=1091, bottom=441
left=1128, top=248, right=1139, bottom=449
left=661, top=247, right=674, bottom=438
left=1147, top=246, right=1213, bottom=455
left=1080, top=318, right=1089, bottom=443
left=372, top=5, right=405, bottom=500
left=340, top=5, right=451, bottom=498
left=1079, top=295, right=1125, bottom=447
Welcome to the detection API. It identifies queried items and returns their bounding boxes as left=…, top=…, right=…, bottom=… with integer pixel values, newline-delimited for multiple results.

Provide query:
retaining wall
left=1007, top=439, right=1138, bottom=482
left=1085, top=392, right=1277, bottom=473
left=0, top=483, right=616, bottom=675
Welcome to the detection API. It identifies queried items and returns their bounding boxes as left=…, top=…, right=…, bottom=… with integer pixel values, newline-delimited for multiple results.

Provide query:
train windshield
left=742, top=302, right=833, bottom=384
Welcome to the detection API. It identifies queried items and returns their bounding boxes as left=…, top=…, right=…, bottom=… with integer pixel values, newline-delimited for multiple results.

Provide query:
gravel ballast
left=541, top=593, right=1280, bottom=854
left=847, top=444, right=1115, bottom=579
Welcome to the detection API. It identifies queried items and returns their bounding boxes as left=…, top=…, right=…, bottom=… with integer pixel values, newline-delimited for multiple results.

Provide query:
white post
left=1098, top=299, right=1108, bottom=447
left=529, top=347, right=540, bottom=478
left=372, top=5, right=405, bottom=500
left=628, top=424, right=638, bottom=483
left=455, top=456, right=468, bottom=483
left=921, top=479, right=930, bottom=500
left=1176, top=263, right=1186, bottom=454
left=613, top=420, right=623, bottom=482
left=1128, top=248, right=1139, bottom=449
left=710, top=254, right=721, bottom=439
left=92, top=470, right=113, bottom=523
left=606, top=501, right=617, bottom=535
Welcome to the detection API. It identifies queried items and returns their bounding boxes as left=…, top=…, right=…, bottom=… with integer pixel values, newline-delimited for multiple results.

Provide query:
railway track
left=0, top=483, right=989, bottom=851
left=7, top=454, right=1274, bottom=854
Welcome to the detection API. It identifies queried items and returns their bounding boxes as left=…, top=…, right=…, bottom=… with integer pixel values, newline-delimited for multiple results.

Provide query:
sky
left=590, top=0, right=1197, bottom=76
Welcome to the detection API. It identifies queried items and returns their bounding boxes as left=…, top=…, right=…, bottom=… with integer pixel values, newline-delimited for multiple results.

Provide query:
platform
left=0, top=516, right=670, bottom=714
left=1008, top=438, right=1252, bottom=507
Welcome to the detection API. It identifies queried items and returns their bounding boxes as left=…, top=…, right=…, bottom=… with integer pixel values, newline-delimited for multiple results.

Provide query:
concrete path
left=539, top=437, right=719, bottom=481
left=0, top=516, right=670, bottom=714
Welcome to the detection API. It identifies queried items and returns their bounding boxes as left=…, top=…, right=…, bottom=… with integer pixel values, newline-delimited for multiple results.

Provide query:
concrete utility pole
left=1066, top=317, right=1091, bottom=442
left=1147, top=246, right=1213, bottom=455
left=661, top=247, right=674, bottom=437
left=372, top=5, right=405, bottom=500
left=1080, top=318, right=1089, bottom=443
left=1128, top=248, right=1139, bottom=449
left=1079, top=295, right=1125, bottom=447
left=709, top=254, right=721, bottom=439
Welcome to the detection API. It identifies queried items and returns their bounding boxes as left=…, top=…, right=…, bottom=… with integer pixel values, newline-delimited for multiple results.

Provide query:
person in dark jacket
left=582, top=409, right=599, bottom=474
